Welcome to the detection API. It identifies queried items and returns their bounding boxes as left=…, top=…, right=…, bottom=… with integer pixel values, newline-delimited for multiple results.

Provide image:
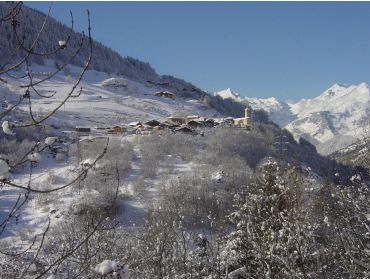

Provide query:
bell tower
left=245, top=106, right=252, bottom=125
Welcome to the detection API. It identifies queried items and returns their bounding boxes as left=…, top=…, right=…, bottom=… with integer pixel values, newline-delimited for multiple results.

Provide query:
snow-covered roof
left=128, top=121, right=141, bottom=126
left=186, top=115, right=199, bottom=119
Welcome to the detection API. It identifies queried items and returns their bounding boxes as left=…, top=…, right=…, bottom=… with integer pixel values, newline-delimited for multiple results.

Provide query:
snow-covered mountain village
left=0, top=1, right=370, bottom=279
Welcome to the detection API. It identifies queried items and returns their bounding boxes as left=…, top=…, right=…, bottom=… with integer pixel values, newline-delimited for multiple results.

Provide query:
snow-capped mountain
left=215, top=83, right=370, bottom=154
left=215, top=88, right=295, bottom=127
left=244, top=97, right=295, bottom=128
left=214, top=88, right=243, bottom=102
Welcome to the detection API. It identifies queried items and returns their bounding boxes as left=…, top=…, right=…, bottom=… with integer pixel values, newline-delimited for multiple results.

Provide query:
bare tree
left=0, top=3, right=123, bottom=278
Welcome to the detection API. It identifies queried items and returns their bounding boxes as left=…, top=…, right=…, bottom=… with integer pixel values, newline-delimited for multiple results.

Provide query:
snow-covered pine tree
left=222, top=158, right=319, bottom=278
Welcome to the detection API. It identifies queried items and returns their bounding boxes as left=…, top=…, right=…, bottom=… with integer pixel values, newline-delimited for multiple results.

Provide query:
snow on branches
left=2, top=121, right=15, bottom=136
left=27, top=152, right=41, bottom=162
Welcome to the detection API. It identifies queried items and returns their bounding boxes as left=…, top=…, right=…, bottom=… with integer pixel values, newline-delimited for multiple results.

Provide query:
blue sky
left=26, top=1, right=370, bottom=101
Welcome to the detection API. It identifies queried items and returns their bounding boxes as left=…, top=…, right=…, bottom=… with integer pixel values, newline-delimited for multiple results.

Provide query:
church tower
left=245, top=106, right=252, bottom=125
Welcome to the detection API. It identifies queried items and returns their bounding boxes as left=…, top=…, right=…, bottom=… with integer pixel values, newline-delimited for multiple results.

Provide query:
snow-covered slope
left=286, top=83, right=370, bottom=154
left=215, top=83, right=370, bottom=154
left=1, top=61, right=218, bottom=129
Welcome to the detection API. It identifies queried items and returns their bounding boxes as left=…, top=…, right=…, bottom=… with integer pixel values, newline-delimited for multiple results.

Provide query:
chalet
left=75, top=127, right=91, bottom=133
left=166, top=116, right=185, bottom=125
left=175, top=126, right=194, bottom=134
left=95, top=127, right=111, bottom=131
left=213, top=119, right=221, bottom=126
left=145, top=120, right=161, bottom=127
left=123, top=127, right=135, bottom=135
left=186, top=116, right=206, bottom=124
left=142, top=124, right=154, bottom=131
left=187, top=120, right=204, bottom=129
left=204, top=118, right=215, bottom=127
left=154, top=122, right=171, bottom=130
left=186, top=115, right=200, bottom=121
left=112, top=126, right=125, bottom=133
left=106, top=126, right=125, bottom=134
left=128, top=121, right=142, bottom=127
left=154, top=91, right=176, bottom=100
left=161, top=120, right=180, bottom=129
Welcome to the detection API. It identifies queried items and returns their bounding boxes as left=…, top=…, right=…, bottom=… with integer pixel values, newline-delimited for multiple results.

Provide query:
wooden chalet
left=166, top=116, right=185, bottom=125
left=175, top=126, right=194, bottom=134
left=112, top=126, right=125, bottom=133
left=145, top=120, right=161, bottom=127
left=154, top=91, right=176, bottom=100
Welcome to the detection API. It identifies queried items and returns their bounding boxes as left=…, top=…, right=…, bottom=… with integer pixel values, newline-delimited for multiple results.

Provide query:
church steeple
left=245, top=106, right=252, bottom=125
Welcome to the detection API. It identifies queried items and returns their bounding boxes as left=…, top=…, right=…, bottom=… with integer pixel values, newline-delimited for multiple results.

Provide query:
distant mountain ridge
left=214, top=88, right=295, bottom=127
left=215, top=83, right=370, bottom=154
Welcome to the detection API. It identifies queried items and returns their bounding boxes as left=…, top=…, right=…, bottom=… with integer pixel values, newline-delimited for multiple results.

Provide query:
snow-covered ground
left=0, top=132, right=199, bottom=247
left=1, top=60, right=218, bottom=130
left=0, top=60, right=220, bottom=250
left=120, top=150, right=194, bottom=227
left=0, top=152, right=77, bottom=241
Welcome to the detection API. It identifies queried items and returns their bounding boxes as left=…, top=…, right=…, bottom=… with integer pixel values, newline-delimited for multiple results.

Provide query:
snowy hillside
left=0, top=2, right=247, bottom=119
left=215, top=83, right=370, bottom=154
left=1, top=61, right=218, bottom=129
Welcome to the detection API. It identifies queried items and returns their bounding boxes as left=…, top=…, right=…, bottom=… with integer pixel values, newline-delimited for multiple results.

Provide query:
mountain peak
left=214, top=88, right=241, bottom=100
left=356, top=82, right=370, bottom=94
left=317, top=82, right=370, bottom=101
left=317, top=83, right=353, bottom=100
left=330, top=83, right=349, bottom=89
